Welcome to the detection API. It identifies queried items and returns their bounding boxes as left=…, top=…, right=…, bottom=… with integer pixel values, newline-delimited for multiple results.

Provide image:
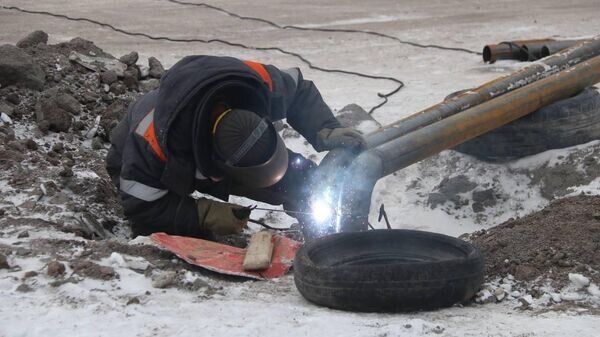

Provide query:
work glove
left=315, top=127, right=367, bottom=151
left=197, top=198, right=251, bottom=235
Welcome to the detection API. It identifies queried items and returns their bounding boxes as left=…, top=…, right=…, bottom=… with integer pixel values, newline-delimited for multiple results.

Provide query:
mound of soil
left=0, top=31, right=167, bottom=239
left=470, top=195, right=600, bottom=287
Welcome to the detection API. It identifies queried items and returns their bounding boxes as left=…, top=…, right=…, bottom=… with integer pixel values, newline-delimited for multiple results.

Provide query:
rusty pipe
left=541, top=40, right=590, bottom=58
left=483, top=39, right=554, bottom=63
left=337, top=55, right=600, bottom=231
left=365, top=36, right=600, bottom=149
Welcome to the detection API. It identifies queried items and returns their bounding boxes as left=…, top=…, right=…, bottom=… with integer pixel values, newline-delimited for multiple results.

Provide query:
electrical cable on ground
left=1, top=5, right=405, bottom=114
left=166, top=0, right=482, bottom=56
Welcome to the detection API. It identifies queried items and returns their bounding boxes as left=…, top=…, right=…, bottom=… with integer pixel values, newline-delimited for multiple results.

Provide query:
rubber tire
left=293, top=229, right=484, bottom=312
left=453, top=87, right=600, bottom=162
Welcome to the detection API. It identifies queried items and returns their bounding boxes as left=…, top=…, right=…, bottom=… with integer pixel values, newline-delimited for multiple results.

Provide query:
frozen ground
left=1, top=0, right=600, bottom=336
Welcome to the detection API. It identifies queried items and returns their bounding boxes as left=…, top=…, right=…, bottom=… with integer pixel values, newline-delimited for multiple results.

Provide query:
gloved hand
left=197, top=198, right=251, bottom=235
left=315, top=127, right=367, bottom=151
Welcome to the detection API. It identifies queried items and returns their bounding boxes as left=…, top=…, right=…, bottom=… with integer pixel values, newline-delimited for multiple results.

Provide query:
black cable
left=1, top=5, right=403, bottom=114
left=167, top=0, right=482, bottom=56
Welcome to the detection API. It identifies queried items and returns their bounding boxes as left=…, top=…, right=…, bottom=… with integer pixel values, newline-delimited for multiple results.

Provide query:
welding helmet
left=212, top=108, right=288, bottom=188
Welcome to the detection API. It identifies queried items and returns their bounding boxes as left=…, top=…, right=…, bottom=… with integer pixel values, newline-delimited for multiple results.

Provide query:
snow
left=569, top=273, right=592, bottom=290
left=2, top=0, right=600, bottom=335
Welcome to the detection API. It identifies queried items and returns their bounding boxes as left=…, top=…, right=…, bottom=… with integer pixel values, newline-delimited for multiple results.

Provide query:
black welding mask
left=212, top=108, right=288, bottom=188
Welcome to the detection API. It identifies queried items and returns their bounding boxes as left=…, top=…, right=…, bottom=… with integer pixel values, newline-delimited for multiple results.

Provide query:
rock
left=335, top=103, right=381, bottom=134
left=52, top=142, right=64, bottom=153
left=0, top=44, right=46, bottom=90
left=151, top=271, right=177, bottom=289
left=438, top=175, right=477, bottom=196
left=59, top=167, right=74, bottom=178
left=63, top=37, right=112, bottom=58
left=55, top=94, right=81, bottom=115
left=47, top=260, right=66, bottom=277
left=493, top=287, right=506, bottom=301
left=0, top=101, right=14, bottom=117
left=23, top=271, right=38, bottom=279
left=588, top=283, right=600, bottom=297
left=138, top=65, right=150, bottom=78
left=16, top=284, right=33, bottom=293
left=139, top=78, right=160, bottom=93
left=69, top=51, right=127, bottom=77
left=518, top=295, right=533, bottom=309
left=123, top=68, right=139, bottom=90
left=100, top=70, right=118, bottom=85
left=7, top=140, right=25, bottom=152
left=472, top=189, right=497, bottom=213
left=474, top=288, right=496, bottom=304
left=6, top=93, right=20, bottom=105
left=71, top=259, right=118, bottom=280
left=127, top=297, right=141, bottom=305
left=0, top=253, right=9, bottom=269
left=592, top=212, right=600, bottom=220
left=16, top=30, right=49, bottom=48
left=100, top=100, right=128, bottom=140
left=72, top=121, right=85, bottom=131
left=109, top=82, right=127, bottom=95
left=37, top=92, right=72, bottom=132
left=91, top=137, right=104, bottom=150
left=25, top=139, right=38, bottom=150
left=568, top=273, right=590, bottom=290
left=148, top=57, right=165, bottom=79
left=515, top=265, right=537, bottom=280
left=17, top=230, right=29, bottom=239
left=119, top=51, right=139, bottom=66
left=427, top=192, right=448, bottom=209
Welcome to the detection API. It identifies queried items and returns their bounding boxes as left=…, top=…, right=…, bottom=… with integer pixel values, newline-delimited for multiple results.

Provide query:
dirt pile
left=0, top=30, right=167, bottom=238
left=469, top=195, right=600, bottom=287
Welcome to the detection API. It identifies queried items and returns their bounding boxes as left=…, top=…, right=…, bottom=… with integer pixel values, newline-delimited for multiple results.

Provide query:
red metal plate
left=150, top=232, right=302, bottom=280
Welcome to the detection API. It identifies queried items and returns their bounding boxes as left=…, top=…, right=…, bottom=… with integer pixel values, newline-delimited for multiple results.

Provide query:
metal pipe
left=523, top=40, right=590, bottom=61
left=483, top=39, right=554, bottom=63
left=541, top=40, right=589, bottom=58
left=365, top=36, right=600, bottom=149
left=483, top=43, right=521, bottom=63
left=337, top=55, right=600, bottom=232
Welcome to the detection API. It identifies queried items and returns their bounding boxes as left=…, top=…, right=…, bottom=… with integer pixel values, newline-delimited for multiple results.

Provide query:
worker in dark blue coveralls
left=106, top=56, right=365, bottom=238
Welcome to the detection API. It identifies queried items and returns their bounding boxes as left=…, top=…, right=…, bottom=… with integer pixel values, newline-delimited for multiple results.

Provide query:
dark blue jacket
left=107, top=56, right=340, bottom=236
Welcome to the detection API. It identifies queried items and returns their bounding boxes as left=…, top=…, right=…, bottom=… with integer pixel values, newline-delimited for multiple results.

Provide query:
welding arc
left=1, top=5, right=402, bottom=114
left=166, top=0, right=481, bottom=55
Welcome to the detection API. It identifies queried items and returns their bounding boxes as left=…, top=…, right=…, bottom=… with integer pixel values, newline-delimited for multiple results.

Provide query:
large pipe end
left=483, top=45, right=493, bottom=63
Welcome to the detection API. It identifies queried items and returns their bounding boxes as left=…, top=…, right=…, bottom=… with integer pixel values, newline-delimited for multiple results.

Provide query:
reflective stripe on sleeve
left=120, top=178, right=168, bottom=202
left=134, top=109, right=167, bottom=162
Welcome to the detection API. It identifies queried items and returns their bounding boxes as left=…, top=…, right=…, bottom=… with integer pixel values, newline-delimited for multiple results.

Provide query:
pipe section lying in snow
left=366, top=36, right=600, bottom=149
left=336, top=55, right=600, bottom=232
left=541, top=40, right=589, bottom=58
left=483, top=39, right=554, bottom=63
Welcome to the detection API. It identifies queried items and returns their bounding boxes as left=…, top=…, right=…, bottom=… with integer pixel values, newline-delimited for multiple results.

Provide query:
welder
left=106, top=55, right=365, bottom=238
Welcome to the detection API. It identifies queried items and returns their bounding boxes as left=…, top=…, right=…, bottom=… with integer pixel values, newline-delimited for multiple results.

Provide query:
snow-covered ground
left=1, top=0, right=600, bottom=336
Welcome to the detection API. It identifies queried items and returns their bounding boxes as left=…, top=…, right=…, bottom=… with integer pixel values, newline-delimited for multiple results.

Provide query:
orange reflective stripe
left=243, top=60, right=273, bottom=91
left=143, top=121, right=167, bottom=162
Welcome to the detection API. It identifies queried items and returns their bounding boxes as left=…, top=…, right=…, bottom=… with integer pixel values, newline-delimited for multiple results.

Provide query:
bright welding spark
left=311, top=198, right=334, bottom=223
